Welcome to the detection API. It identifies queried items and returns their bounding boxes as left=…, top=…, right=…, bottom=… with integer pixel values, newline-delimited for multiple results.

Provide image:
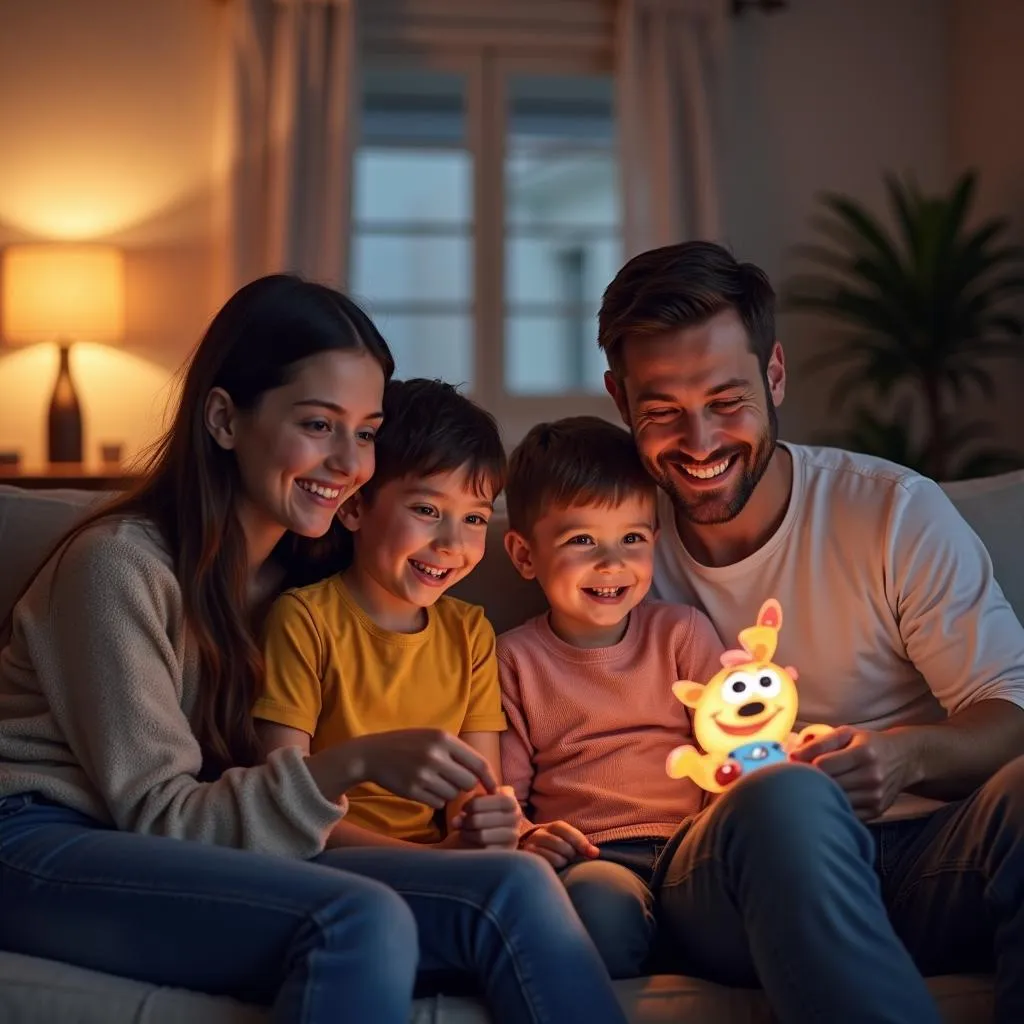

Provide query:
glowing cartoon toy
left=666, top=599, right=833, bottom=793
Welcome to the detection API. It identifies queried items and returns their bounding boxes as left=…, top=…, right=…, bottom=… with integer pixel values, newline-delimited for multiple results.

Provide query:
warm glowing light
left=0, top=0, right=229, bottom=241
left=666, top=600, right=836, bottom=792
left=0, top=342, right=175, bottom=469
left=2, top=245, right=125, bottom=346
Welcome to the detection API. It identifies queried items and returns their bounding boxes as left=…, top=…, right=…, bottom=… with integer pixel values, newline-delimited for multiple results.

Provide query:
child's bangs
left=417, top=448, right=505, bottom=502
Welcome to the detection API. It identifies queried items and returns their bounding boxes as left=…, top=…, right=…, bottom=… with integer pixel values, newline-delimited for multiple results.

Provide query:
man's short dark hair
left=361, top=378, right=506, bottom=503
left=505, top=416, right=656, bottom=536
left=598, top=240, right=776, bottom=377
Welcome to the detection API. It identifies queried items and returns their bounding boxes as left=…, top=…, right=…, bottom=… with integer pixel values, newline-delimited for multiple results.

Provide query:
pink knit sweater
left=498, top=601, right=725, bottom=844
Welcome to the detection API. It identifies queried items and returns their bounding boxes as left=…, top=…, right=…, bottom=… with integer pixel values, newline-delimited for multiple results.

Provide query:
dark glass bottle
left=48, top=343, right=83, bottom=463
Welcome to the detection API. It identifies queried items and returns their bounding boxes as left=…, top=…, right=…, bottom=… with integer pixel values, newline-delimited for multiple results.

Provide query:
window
left=352, top=70, right=473, bottom=385
left=504, top=74, right=620, bottom=396
left=350, top=44, right=621, bottom=437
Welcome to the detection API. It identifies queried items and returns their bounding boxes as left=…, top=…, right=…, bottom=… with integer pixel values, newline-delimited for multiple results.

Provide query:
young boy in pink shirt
left=499, top=416, right=725, bottom=978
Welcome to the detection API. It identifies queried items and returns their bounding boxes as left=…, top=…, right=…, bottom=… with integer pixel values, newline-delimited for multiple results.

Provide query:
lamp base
left=48, top=342, right=83, bottom=463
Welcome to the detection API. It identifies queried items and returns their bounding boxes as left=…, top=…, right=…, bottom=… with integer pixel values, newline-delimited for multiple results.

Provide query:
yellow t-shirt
left=255, top=575, right=507, bottom=843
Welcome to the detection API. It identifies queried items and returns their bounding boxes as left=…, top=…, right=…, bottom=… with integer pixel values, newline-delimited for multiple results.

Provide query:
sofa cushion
left=3, top=469, right=1022, bottom=635
left=0, top=951, right=996, bottom=1024
left=941, top=468, right=1024, bottom=621
left=0, top=486, right=107, bottom=626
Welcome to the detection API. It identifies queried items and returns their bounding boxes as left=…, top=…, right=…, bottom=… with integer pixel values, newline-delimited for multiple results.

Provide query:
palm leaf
left=814, top=402, right=927, bottom=471
left=784, top=172, right=1024, bottom=478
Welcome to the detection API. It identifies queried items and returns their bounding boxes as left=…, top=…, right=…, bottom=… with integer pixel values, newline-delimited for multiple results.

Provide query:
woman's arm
left=29, top=526, right=346, bottom=858
left=258, top=722, right=418, bottom=849
left=257, top=721, right=494, bottom=850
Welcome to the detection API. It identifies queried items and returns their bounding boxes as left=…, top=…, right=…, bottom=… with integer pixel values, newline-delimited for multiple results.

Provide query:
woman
left=0, top=276, right=627, bottom=1024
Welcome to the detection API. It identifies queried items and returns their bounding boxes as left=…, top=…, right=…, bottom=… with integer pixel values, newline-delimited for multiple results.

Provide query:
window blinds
left=361, top=0, right=616, bottom=60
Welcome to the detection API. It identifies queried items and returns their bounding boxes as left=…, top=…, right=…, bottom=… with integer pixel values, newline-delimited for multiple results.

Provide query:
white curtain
left=616, top=0, right=726, bottom=257
left=227, top=0, right=358, bottom=292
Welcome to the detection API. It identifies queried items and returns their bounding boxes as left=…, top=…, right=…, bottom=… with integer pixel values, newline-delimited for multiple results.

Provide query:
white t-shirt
left=652, top=443, right=1024, bottom=820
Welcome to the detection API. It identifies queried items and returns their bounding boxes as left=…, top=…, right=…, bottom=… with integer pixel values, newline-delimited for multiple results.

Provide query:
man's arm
left=899, top=698, right=1024, bottom=801
left=891, top=477, right=1024, bottom=793
left=795, top=477, right=1024, bottom=815
left=795, top=699, right=1024, bottom=818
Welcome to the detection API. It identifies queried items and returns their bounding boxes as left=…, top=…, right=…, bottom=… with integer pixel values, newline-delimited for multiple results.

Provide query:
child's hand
left=519, top=821, right=599, bottom=869
left=450, top=786, right=521, bottom=850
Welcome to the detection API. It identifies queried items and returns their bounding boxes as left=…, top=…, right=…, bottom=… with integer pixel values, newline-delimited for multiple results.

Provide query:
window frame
left=356, top=42, right=622, bottom=442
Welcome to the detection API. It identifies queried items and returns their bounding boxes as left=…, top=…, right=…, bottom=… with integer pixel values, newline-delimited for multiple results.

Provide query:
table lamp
left=1, top=244, right=125, bottom=463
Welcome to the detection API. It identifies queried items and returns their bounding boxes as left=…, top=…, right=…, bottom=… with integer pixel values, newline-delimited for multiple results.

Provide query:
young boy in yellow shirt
left=255, top=378, right=520, bottom=850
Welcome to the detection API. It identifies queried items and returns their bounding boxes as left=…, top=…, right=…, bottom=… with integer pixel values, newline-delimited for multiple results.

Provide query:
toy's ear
left=785, top=665, right=799, bottom=681
left=736, top=628, right=775, bottom=663
left=720, top=648, right=750, bottom=668
left=757, top=599, right=782, bottom=630
left=672, top=680, right=705, bottom=708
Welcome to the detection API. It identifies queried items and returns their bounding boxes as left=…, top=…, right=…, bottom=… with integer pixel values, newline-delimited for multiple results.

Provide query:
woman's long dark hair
left=6, top=275, right=394, bottom=776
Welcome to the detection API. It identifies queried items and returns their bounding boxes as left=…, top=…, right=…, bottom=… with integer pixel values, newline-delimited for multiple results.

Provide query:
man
left=600, top=240, right=1024, bottom=1024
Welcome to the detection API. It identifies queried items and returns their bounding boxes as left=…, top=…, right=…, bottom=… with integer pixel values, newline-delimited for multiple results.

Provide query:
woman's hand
left=344, top=728, right=497, bottom=808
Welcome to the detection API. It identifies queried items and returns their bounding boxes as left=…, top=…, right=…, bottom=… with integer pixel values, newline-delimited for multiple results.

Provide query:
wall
left=0, top=0, right=229, bottom=468
left=948, top=0, right=1024, bottom=447
left=949, top=0, right=1024, bottom=226
left=0, top=0, right=966, bottom=465
left=717, top=0, right=950, bottom=443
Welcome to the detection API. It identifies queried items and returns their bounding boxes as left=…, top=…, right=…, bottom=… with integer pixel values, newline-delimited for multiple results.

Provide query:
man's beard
left=647, top=400, right=778, bottom=526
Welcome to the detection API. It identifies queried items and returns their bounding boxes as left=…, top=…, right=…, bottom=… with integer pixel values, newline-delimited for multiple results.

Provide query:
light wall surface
left=2, top=0, right=1019, bottom=469
left=717, top=0, right=949, bottom=442
left=0, top=0, right=228, bottom=468
left=948, top=0, right=1024, bottom=446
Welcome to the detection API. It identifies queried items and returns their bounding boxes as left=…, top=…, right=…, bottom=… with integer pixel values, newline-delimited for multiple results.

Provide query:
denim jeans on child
left=559, top=838, right=665, bottom=979
left=0, top=794, right=628, bottom=1024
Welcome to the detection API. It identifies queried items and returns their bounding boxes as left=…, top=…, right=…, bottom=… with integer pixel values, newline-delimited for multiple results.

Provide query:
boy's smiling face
left=505, top=492, right=658, bottom=648
left=341, top=464, right=495, bottom=631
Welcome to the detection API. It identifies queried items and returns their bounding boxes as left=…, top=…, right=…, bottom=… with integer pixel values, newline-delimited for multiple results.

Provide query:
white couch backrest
left=2, top=472, right=1023, bottom=633
left=0, top=486, right=106, bottom=627
left=940, top=469, right=1024, bottom=623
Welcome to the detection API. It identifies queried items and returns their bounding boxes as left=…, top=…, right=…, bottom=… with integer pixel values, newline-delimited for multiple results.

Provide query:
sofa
left=2, top=470, right=1023, bottom=1023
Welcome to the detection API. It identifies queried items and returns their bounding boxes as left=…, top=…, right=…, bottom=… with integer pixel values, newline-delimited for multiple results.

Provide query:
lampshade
left=1, top=244, right=125, bottom=346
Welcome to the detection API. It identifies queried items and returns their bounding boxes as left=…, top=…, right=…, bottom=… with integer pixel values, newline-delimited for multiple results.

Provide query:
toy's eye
left=720, top=672, right=756, bottom=705
left=756, top=669, right=782, bottom=698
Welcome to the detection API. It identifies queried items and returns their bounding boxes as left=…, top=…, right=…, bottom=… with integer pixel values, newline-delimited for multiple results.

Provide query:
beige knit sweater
left=0, top=517, right=345, bottom=858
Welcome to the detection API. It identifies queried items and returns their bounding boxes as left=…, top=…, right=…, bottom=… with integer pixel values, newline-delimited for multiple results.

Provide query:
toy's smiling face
left=676, top=663, right=799, bottom=757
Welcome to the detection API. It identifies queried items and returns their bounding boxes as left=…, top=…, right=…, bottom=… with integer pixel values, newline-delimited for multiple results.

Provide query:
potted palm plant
left=783, top=171, right=1024, bottom=480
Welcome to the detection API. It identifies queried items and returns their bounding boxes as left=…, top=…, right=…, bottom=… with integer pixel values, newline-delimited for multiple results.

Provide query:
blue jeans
left=560, top=839, right=663, bottom=979
left=0, top=794, right=627, bottom=1024
left=657, top=758, right=1024, bottom=1024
